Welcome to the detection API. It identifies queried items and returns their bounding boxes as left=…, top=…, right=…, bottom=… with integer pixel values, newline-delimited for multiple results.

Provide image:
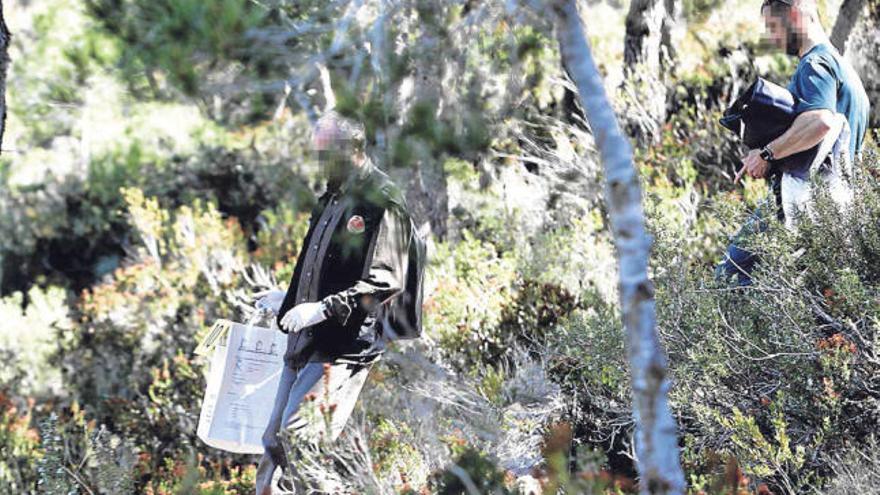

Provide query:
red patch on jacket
left=347, top=215, right=365, bottom=233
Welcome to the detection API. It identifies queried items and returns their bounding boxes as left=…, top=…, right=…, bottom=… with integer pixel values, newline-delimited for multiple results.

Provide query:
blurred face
left=312, top=126, right=359, bottom=184
left=762, top=2, right=806, bottom=56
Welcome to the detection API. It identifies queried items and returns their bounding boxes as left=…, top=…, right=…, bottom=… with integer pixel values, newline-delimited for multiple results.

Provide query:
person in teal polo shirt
left=716, top=0, right=870, bottom=285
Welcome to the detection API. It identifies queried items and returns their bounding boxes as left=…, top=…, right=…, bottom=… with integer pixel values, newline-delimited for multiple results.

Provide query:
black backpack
left=720, top=77, right=796, bottom=149
left=382, top=217, right=427, bottom=341
left=720, top=77, right=824, bottom=175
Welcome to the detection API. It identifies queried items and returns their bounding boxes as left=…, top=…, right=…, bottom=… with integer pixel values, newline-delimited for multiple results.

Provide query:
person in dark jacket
left=253, top=111, right=411, bottom=494
left=715, top=0, right=869, bottom=285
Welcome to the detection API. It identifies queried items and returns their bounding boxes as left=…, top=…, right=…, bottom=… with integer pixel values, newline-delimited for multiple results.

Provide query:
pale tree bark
left=845, top=0, right=880, bottom=126
left=624, top=0, right=667, bottom=70
left=552, top=0, right=685, bottom=493
left=1, top=0, right=10, bottom=154
left=379, top=0, right=450, bottom=240
left=400, top=1, right=448, bottom=239
left=622, top=0, right=678, bottom=145
left=660, top=0, right=680, bottom=70
left=831, top=0, right=867, bottom=53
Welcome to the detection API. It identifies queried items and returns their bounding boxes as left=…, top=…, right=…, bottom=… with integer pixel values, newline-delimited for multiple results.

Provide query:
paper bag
left=196, top=319, right=287, bottom=454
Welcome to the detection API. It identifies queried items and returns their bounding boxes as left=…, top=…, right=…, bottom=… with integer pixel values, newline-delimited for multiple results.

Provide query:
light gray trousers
left=255, top=360, right=373, bottom=495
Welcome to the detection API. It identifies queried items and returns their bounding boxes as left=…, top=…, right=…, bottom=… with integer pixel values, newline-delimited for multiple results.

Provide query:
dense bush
left=13, top=157, right=879, bottom=493
left=52, top=189, right=258, bottom=491
left=654, top=164, right=880, bottom=492
left=85, top=0, right=276, bottom=123
left=0, top=142, right=312, bottom=294
left=0, top=184, right=311, bottom=492
left=3, top=0, right=880, bottom=493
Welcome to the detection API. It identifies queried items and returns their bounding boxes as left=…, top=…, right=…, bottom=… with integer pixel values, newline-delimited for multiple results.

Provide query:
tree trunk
left=622, top=0, right=677, bottom=145
left=845, top=0, right=880, bottom=127
left=1, top=0, right=11, bottom=155
left=660, top=0, right=680, bottom=72
left=831, top=0, right=867, bottom=53
left=552, top=1, right=685, bottom=493
left=624, top=0, right=666, bottom=70
left=384, top=1, right=450, bottom=240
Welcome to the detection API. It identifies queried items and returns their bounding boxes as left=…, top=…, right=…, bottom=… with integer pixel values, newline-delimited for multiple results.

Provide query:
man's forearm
left=766, top=110, right=834, bottom=160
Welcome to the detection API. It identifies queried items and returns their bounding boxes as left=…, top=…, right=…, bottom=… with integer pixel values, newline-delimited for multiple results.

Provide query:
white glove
left=253, top=290, right=286, bottom=315
left=280, top=302, right=329, bottom=334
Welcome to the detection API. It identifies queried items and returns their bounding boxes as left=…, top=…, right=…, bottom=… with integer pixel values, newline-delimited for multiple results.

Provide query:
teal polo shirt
left=787, top=43, right=870, bottom=162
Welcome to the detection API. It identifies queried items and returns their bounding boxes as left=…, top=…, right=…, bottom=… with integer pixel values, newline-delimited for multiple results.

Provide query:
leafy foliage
left=2, top=0, right=879, bottom=493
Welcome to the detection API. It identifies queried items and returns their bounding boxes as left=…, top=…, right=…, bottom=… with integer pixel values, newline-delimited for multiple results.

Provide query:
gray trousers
left=255, top=360, right=373, bottom=495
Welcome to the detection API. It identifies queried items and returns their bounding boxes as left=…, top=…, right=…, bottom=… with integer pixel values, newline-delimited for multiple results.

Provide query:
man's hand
left=735, top=149, right=770, bottom=184
left=253, top=289, right=285, bottom=315
left=279, top=302, right=328, bottom=334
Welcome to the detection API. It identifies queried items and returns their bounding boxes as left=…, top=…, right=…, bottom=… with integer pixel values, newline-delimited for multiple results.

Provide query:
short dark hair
left=761, top=0, right=792, bottom=13
left=313, top=111, right=366, bottom=152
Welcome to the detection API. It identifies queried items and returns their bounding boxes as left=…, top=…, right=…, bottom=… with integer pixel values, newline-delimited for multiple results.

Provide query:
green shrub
left=0, top=143, right=311, bottom=294
left=85, top=0, right=269, bottom=96
left=0, top=381, right=40, bottom=493
left=40, top=188, right=304, bottom=491
left=424, top=230, right=518, bottom=368
left=653, top=169, right=880, bottom=491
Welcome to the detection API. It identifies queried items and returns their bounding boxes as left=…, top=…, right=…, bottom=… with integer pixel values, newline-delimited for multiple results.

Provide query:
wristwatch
left=759, top=145, right=775, bottom=162
left=320, top=299, right=332, bottom=319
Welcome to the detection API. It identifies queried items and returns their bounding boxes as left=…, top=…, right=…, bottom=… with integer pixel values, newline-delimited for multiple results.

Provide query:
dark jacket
left=277, top=159, right=411, bottom=367
left=720, top=77, right=822, bottom=177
